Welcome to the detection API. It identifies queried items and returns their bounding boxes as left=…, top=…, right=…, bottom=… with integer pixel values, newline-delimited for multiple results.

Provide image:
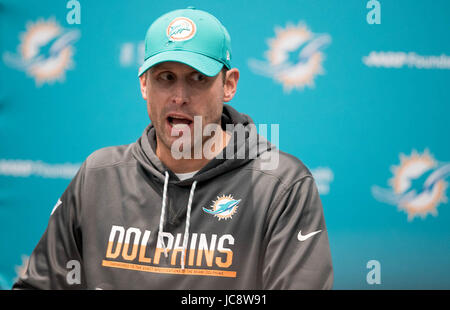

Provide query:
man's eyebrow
left=149, top=64, right=204, bottom=76
left=150, top=64, right=169, bottom=72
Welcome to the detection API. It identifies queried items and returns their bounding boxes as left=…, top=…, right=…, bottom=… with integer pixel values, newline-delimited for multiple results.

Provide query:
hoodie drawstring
left=158, top=171, right=198, bottom=270
left=159, top=171, right=170, bottom=258
left=181, top=180, right=197, bottom=270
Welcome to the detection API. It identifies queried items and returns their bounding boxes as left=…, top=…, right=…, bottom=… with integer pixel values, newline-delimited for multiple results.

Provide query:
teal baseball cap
left=138, top=7, right=232, bottom=77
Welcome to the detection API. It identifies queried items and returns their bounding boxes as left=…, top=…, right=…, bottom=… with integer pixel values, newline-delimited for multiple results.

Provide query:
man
left=13, top=7, right=333, bottom=290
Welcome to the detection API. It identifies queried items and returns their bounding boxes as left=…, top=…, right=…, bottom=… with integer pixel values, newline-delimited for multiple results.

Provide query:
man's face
left=139, top=61, right=238, bottom=157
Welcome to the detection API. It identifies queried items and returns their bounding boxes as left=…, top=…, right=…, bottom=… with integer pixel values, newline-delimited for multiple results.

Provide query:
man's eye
left=159, top=72, right=175, bottom=81
left=191, top=73, right=206, bottom=82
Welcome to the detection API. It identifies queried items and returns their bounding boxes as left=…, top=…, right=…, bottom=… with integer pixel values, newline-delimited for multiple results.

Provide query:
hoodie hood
left=131, top=103, right=274, bottom=186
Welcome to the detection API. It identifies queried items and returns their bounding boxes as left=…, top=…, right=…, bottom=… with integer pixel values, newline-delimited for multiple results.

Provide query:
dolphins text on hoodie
left=13, top=104, right=333, bottom=290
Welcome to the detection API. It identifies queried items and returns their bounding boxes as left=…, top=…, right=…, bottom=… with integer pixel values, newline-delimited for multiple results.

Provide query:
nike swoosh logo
left=297, top=230, right=322, bottom=241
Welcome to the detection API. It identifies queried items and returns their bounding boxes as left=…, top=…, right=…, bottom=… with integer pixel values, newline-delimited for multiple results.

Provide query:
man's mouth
left=167, top=116, right=193, bottom=126
left=166, top=113, right=194, bottom=134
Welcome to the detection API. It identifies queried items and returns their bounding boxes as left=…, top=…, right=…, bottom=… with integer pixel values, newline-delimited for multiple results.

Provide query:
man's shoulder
left=85, top=143, right=136, bottom=169
left=249, top=148, right=314, bottom=188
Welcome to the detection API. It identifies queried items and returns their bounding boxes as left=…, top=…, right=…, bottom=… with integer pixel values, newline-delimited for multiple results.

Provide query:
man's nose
left=171, top=81, right=190, bottom=105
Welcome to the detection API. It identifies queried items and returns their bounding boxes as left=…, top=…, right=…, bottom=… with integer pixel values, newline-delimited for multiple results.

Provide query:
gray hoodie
left=13, top=104, right=333, bottom=290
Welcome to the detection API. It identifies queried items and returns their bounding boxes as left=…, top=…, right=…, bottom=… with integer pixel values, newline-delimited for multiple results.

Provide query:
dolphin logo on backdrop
left=248, top=22, right=331, bottom=93
left=372, top=149, right=450, bottom=221
left=2, top=17, right=80, bottom=86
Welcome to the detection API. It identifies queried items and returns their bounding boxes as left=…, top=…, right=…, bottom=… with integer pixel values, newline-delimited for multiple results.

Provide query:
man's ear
left=223, top=68, right=240, bottom=102
left=139, top=71, right=148, bottom=101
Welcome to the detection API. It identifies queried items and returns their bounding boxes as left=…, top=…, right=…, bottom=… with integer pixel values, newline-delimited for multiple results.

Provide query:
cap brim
left=138, top=50, right=224, bottom=77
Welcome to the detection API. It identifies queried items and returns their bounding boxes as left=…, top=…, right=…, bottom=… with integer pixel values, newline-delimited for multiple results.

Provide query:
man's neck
left=156, top=129, right=231, bottom=174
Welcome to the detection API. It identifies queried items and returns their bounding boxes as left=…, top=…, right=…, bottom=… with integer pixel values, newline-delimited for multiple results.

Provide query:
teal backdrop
left=1, top=0, right=449, bottom=289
